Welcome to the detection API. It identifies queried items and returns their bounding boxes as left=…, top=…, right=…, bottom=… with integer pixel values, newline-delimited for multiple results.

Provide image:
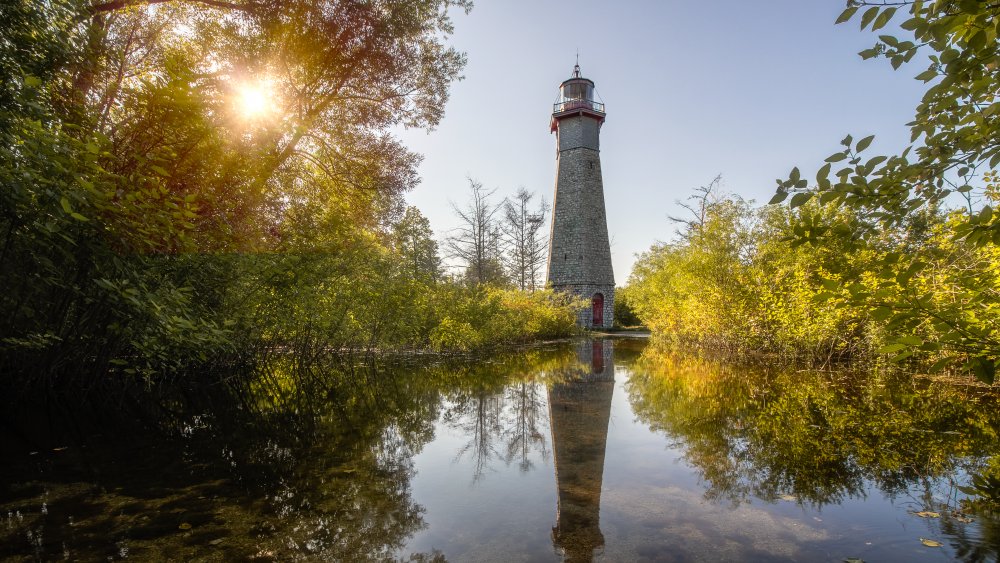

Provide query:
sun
left=236, top=80, right=276, bottom=118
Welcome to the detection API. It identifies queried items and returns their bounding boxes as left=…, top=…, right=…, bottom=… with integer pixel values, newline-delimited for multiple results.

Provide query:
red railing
left=553, top=99, right=605, bottom=114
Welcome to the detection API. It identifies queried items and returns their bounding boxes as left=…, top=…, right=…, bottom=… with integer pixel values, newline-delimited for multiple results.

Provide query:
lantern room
left=551, top=63, right=605, bottom=132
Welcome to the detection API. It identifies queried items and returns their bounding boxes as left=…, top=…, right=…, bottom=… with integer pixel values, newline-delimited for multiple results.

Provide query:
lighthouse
left=546, top=63, right=615, bottom=329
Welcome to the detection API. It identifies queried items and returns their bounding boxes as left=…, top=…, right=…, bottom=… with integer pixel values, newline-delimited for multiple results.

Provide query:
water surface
left=2, top=338, right=999, bottom=561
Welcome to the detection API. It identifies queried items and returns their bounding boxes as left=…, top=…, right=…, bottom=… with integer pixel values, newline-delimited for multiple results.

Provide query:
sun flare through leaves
left=235, top=79, right=277, bottom=120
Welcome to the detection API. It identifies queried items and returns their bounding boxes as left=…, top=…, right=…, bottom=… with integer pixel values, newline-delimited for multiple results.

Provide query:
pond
left=2, top=337, right=1000, bottom=561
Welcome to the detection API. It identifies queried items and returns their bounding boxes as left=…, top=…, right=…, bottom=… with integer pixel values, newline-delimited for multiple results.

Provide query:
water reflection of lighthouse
left=547, top=339, right=615, bottom=562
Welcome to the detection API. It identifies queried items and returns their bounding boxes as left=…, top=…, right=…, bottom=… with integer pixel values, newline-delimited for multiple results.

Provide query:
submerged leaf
left=913, top=511, right=940, bottom=518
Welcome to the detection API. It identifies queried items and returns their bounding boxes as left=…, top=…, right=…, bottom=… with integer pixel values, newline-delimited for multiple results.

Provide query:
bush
left=429, top=317, right=480, bottom=352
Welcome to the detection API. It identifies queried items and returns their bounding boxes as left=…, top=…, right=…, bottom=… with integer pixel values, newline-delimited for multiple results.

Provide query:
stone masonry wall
left=547, top=113, right=616, bottom=329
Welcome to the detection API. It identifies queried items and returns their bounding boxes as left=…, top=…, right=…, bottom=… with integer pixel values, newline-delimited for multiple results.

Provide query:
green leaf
left=898, top=335, right=922, bottom=346
left=855, top=135, right=875, bottom=152
left=826, top=152, right=848, bottom=163
left=879, top=343, right=907, bottom=354
left=790, top=192, right=813, bottom=209
left=860, top=7, right=879, bottom=30
left=969, top=30, right=986, bottom=51
left=990, top=151, right=1000, bottom=169
left=891, top=350, right=914, bottom=361
left=23, top=75, right=41, bottom=88
left=915, top=68, right=938, bottom=82
left=969, top=357, right=996, bottom=384
left=768, top=191, right=788, bottom=205
left=871, top=306, right=893, bottom=321
left=865, top=155, right=887, bottom=168
left=896, top=261, right=924, bottom=285
left=836, top=6, right=858, bottom=24
left=816, top=162, right=831, bottom=183
left=70, top=212, right=88, bottom=222
left=60, top=197, right=72, bottom=213
left=871, top=8, right=896, bottom=31
left=928, top=357, right=952, bottom=373
left=979, top=205, right=993, bottom=223
left=859, top=48, right=880, bottom=60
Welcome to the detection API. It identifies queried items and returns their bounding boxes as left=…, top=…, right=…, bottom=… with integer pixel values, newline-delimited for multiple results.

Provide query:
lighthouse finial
left=573, top=50, right=581, bottom=78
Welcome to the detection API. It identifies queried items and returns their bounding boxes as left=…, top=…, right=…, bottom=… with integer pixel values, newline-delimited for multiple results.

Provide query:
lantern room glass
left=555, top=78, right=603, bottom=114
left=560, top=80, right=594, bottom=103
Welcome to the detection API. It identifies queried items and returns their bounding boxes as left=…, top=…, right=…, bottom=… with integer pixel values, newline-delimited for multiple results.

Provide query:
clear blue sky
left=398, top=0, right=926, bottom=283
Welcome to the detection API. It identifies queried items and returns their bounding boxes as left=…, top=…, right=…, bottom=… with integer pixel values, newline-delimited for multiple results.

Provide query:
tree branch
left=89, top=0, right=256, bottom=16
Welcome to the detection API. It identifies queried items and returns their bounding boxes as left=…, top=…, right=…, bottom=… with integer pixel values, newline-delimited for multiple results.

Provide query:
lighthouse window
left=589, top=162, right=594, bottom=170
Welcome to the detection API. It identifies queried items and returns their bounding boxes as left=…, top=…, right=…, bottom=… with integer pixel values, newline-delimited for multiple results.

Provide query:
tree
left=62, top=0, right=472, bottom=252
left=446, top=178, right=507, bottom=286
left=500, top=187, right=548, bottom=291
left=391, top=206, right=441, bottom=283
left=772, top=2, right=1000, bottom=380
left=668, top=174, right=722, bottom=240
left=0, top=0, right=473, bottom=394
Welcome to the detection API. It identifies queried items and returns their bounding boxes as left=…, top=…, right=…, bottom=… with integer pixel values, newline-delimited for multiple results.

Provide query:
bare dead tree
left=668, top=174, right=723, bottom=239
left=500, top=187, right=549, bottom=291
left=446, top=178, right=506, bottom=285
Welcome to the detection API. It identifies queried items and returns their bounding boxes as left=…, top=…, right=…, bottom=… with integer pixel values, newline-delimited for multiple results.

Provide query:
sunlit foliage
left=771, top=2, right=1000, bottom=379
left=629, top=4, right=1000, bottom=381
left=0, top=0, right=579, bottom=411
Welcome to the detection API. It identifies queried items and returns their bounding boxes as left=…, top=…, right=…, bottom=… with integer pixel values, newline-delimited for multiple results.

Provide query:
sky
left=397, top=0, right=927, bottom=283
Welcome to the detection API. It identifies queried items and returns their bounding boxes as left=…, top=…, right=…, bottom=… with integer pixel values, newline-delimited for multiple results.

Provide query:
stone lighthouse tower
left=547, top=63, right=615, bottom=328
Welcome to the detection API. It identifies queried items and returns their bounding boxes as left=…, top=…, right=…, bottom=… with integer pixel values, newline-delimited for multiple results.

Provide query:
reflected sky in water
left=2, top=338, right=1000, bottom=561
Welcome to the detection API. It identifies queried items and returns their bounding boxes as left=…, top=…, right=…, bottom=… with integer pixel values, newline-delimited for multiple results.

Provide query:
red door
left=592, top=293, right=604, bottom=327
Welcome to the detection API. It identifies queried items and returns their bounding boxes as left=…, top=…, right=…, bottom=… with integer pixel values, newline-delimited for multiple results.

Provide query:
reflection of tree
left=1, top=344, right=587, bottom=560
left=442, top=380, right=550, bottom=480
left=507, top=381, right=548, bottom=472
left=940, top=504, right=1000, bottom=562
left=445, top=390, right=505, bottom=479
left=430, top=346, right=582, bottom=481
left=626, top=344, right=1000, bottom=511
left=0, top=358, right=446, bottom=561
